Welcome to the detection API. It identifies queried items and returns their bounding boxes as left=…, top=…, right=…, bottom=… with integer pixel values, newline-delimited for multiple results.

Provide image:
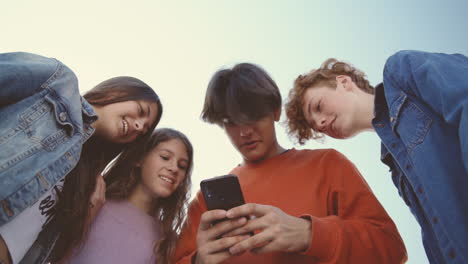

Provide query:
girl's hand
left=88, top=174, right=106, bottom=223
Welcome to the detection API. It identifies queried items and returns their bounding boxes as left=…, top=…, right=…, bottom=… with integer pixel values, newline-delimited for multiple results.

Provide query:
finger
left=199, top=210, right=227, bottom=231
left=229, top=231, right=273, bottom=255
left=206, top=217, right=247, bottom=241
left=97, top=176, right=106, bottom=196
left=250, top=239, right=281, bottom=255
left=94, top=177, right=104, bottom=200
left=206, top=234, right=250, bottom=255
left=202, top=251, right=232, bottom=264
left=226, top=203, right=271, bottom=219
left=222, top=216, right=263, bottom=237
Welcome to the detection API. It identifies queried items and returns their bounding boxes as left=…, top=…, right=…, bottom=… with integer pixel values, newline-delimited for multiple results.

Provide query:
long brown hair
left=104, top=128, right=193, bottom=264
left=46, top=76, right=163, bottom=262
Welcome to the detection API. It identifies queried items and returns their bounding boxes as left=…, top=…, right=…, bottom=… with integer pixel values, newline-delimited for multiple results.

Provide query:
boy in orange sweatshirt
left=174, top=63, right=407, bottom=264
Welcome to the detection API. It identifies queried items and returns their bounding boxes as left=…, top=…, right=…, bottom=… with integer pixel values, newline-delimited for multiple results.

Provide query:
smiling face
left=92, top=100, right=159, bottom=144
left=223, top=109, right=281, bottom=163
left=137, top=138, right=189, bottom=199
left=302, top=80, right=361, bottom=139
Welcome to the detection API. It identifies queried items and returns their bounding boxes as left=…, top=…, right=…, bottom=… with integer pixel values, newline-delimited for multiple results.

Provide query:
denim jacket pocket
left=44, top=91, right=75, bottom=136
left=0, top=90, right=70, bottom=173
left=389, top=92, right=432, bottom=152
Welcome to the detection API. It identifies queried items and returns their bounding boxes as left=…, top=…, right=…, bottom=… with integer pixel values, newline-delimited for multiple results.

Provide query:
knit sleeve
left=300, top=149, right=407, bottom=263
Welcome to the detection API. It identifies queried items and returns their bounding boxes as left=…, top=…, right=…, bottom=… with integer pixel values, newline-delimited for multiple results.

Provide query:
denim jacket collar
left=372, top=83, right=392, bottom=163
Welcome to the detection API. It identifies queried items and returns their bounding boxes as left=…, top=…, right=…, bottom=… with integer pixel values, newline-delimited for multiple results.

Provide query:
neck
left=356, top=91, right=376, bottom=132
left=128, top=183, right=157, bottom=215
left=244, top=142, right=286, bottom=165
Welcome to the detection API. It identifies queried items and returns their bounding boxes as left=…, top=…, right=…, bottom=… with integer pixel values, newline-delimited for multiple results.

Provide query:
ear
left=335, top=75, right=353, bottom=91
left=273, top=107, right=281, bottom=121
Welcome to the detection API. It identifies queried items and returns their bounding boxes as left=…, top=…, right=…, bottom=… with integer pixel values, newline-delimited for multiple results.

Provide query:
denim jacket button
left=59, top=112, right=67, bottom=122
left=377, top=123, right=384, bottom=128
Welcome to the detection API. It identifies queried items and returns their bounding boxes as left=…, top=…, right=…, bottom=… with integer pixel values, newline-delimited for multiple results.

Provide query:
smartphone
left=200, top=174, right=246, bottom=211
left=201, top=174, right=253, bottom=236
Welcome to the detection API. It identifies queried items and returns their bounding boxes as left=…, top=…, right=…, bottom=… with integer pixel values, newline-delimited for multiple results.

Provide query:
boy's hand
left=195, top=210, right=250, bottom=264
left=224, top=203, right=312, bottom=255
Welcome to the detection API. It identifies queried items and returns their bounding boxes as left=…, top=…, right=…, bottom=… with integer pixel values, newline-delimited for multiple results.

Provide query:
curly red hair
left=285, top=58, right=374, bottom=144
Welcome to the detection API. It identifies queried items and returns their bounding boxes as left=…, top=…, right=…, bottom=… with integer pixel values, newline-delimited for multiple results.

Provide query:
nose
left=167, top=160, right=178, bottom=174
left=315, top=115, right=327, bottom=132
left=133, top=118, right=146, bottom=133
left=239, top=125, right=253, bottom=137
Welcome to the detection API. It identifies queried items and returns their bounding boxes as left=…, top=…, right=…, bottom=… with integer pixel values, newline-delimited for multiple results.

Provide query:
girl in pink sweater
left=69, top=128, right=193, bottom=264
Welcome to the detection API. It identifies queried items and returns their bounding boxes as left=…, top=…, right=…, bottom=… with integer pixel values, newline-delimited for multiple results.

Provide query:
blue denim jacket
left=372, top=50, right=468, bottom=264
left=0, top=52, right=96, bottom=226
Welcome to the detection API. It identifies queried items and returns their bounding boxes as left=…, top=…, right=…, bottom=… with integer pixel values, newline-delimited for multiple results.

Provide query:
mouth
left=159, top=175, right=175, bottom=184
left=328, top=116, right=338, bottom=137
left=122, top=119, right=129, bottom=136
left=241, top=140, right=259, bottom=150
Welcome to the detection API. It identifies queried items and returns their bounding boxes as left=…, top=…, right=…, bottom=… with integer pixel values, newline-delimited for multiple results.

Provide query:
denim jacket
left=372, top=50, right=468, bottom=264
left=0, top=52, right=96, bottom=226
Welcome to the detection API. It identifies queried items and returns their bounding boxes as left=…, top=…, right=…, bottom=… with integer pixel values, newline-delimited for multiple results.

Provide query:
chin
left=242, top=151, right=267, bottom=163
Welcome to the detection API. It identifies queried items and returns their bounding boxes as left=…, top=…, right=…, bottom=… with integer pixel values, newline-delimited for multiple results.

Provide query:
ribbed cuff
left=299, top=215, right=340, bottom=262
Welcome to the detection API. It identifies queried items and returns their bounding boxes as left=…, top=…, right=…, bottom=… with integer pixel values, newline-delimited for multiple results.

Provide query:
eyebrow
left=160, top=148, right=189, bottom=163
left=307, top=99, right=313, bottom=118
left=306, top=98, right=318, bottom=129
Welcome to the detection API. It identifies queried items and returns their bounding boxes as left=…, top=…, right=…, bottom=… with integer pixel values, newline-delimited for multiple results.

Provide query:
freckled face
left=302, top=84, right=360, bottom=139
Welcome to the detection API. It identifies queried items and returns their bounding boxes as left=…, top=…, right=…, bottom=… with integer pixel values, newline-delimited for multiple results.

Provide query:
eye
left=316, top=100, right=321, bottom=112
left=160, top=155, right=169, bottom=161
left=138, top=104, right=144, bottom=116
left=179, top=161, right=189, bottom=170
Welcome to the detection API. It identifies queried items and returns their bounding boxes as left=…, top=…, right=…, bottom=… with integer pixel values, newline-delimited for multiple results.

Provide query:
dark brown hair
left=46, top=76, right=162, bottom=262
left=285, top=58, right=373, bottom=144
left=201, top=63, right=281, bottom=126
left=104, top=128, right=193, bottom=264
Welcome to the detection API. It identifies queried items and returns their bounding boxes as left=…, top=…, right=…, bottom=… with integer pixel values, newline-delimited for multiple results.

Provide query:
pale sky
left=3, top=1, right=468, bottom=263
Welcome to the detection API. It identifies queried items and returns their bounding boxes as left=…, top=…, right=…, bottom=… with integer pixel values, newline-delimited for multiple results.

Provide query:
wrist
left=299, top=216, right=312, bottom=252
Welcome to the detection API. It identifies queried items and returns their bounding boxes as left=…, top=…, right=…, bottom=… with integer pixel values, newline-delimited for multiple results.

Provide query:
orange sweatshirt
left=174, top=149, right=407, bottom=264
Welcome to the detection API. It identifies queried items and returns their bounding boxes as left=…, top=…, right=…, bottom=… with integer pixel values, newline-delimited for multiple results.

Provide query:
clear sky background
left=3, top=1, right=468, bottom=263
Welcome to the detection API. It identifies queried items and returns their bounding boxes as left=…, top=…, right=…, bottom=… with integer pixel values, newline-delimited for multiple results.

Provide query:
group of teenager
left=0, top=50, right=466, bottom=264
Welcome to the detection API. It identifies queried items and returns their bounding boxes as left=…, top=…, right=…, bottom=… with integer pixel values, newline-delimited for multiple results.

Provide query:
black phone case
left=200, top=174, right=246, bottom=211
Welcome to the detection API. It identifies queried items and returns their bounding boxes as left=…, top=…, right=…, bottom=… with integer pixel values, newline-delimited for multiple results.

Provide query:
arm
left=225, top=150, right=407, bottom=263
left=0, top=52, right=59, bottom=107
left=384, top=50, right=468, bottom=172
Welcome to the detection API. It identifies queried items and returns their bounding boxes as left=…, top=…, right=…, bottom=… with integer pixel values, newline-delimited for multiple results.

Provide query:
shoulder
left=0, top=52, right=78, bottom=94
left=0, top=52, right=60, bottom=79
left=292, top=148, right=350, bottom=163
left=384, top=50, right=446, bottom=77
left=385, top=50, right=426, bottom=66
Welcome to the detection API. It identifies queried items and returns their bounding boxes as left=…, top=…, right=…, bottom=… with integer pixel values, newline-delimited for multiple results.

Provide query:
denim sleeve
left=0, top=52, right=59, bottom=107
left=384, top=50, right=468, bottom=172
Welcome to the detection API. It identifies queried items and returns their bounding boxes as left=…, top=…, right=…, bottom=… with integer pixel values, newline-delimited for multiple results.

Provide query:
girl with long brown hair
left=68, top=128, right=193, bottom=264
left=0, top=52, right=162, bottom=264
